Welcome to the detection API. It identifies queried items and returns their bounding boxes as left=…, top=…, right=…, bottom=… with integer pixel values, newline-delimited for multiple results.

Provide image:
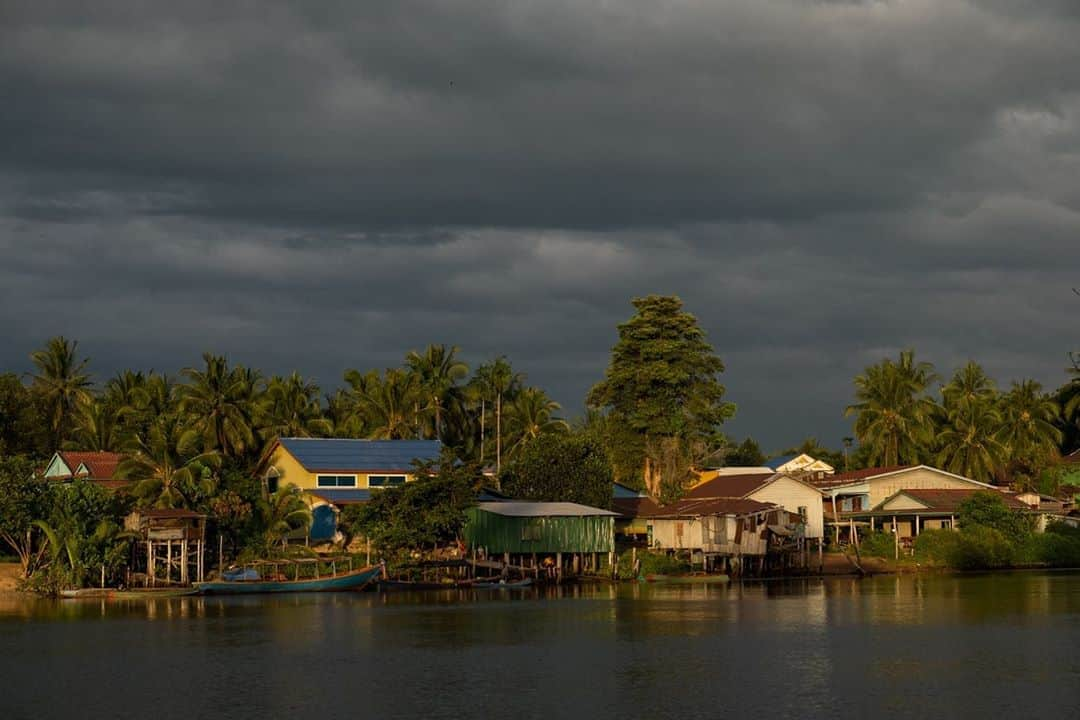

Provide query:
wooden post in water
left=218, top=535, right=223, bottom=575
left=556, top=552, right=562, bottom=584
left=893, top=515, right=899, bottom=559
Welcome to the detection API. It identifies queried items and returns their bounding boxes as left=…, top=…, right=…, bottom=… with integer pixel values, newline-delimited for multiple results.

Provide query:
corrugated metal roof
left=765, top=453, right=797, bottom=470
left=887, top=489, right=1030, bottom=512
left=475, top=501, right=617, bottom=517
left=279, top=438, right=441, bottom=472
left=307, top=489, right=374, bottom=505
left=613, top=482, right=646, bottom=498
left=685, top=472, right=776, bottom=499
left=641, top=497, right=775, bottom=519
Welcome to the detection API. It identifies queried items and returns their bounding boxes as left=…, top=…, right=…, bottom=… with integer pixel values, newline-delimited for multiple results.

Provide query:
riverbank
left=0, top=562, right=21, bottom=592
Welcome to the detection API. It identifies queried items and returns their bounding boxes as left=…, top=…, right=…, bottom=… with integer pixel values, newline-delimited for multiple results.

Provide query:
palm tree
left=406, top=344, right=469, bottom=442
left=265, top=373, right=332, bottom=439
left=29, top=336, right=93, bottom=449
left=179, top=354, right=263, bottom=459
left=503, top=388, right=569, bottom=458
left=472, top=357, right=524, bottom=472
left=258, top=484, right=312, bottom=552
left=997, top=380, right=1062, bottom=487
left=350, top=368, right=422, bottom=440
left=941, top=361, right=997, bottom=417
left=845, top=350, right=938, bottom=467
left=116, top=414, right=221, bottom=508
left=69, top=397, right=122, bottom=452
left=935, top=400, right=1006, bottom=483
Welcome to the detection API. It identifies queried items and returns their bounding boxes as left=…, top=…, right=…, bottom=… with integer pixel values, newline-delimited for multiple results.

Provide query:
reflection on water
left=1, top=571, right=1078, bottom=719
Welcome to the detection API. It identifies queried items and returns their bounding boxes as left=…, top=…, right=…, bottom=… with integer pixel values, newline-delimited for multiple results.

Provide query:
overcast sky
left=2, top=1, right=1078, bottom=452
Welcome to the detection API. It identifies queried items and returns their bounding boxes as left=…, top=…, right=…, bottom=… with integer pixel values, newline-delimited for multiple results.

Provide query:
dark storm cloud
left=1, top=1, right=1078, bottom=448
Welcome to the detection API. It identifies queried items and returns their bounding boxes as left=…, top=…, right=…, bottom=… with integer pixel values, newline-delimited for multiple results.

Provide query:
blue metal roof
left=613, top=482, right=646, bottom=498
left=765, top=453, right=797, bottom=470
left=306, top=488, right=373, bottom=505
left=279, top=438, right=442, bottom=472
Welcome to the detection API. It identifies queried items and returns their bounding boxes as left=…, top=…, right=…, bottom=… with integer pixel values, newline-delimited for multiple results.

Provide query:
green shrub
left=913, top=529, right=962, bottom=565
left=858, top=531, right=897, bottom=559
left=948, top=526, right=1014, bottom=570
left=1015, top=526, right=1080, bottom=567
left=617, top=549, right=690, bottom=577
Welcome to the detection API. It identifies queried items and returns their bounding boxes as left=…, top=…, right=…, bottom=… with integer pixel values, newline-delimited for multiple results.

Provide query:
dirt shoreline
left=1, top=562, right=23, bottom=593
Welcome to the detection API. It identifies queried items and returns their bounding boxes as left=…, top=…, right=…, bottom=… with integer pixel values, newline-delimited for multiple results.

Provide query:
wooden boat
left=472, top=577, right=534, bottom=589
left=194, top=561, right=380, bottom=595
left=60, top=587, right=199, bottom=600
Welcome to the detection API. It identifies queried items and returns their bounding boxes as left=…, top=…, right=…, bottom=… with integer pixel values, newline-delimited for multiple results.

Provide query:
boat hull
left=194, top=565, right=381, bottom=595
left=60, top=588, right=199, bottom=600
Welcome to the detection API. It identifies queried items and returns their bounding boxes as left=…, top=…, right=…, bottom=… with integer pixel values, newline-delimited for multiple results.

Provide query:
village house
left=463, top=501, right=616, bottom=579
left=685, top=471, right=826, bottom=542
left=765, top=453, right=835, bottom=476
left=812, top=465, right=1038, bottom=545
left=41, top=450, right=128, bottom=490
left=264, top=437, right=443, bottom=541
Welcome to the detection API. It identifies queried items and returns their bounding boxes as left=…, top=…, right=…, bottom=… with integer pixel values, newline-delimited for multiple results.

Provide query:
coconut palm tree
left=69, top=397, right=122, bottom=452
left=997, top=380, right=1062, bottom=487
left=406, top=344, right=469, bottom=441
left=845, top=350, right=938, bottom=467
left=116, top=414, right=221, bottom=508
left=29, top=336, right=93, bottom=449
left=179, top=354, right=264, bottom=459
left=935, top=400, right=1006, bottom=483
left=503, top=387, right=569, bottom=459
left=265, top=373, right=332, bottom=439
left=258, top=483, right=312, bottom=552
left=941, top=361, right=997, bottom=417
left=350, top=368, right=422, bottom=440
left=471, top=357, right=524, bottom=472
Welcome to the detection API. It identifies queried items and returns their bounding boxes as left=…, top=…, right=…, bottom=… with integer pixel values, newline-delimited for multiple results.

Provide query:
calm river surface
left=2, top=572, right=1079, bottom=719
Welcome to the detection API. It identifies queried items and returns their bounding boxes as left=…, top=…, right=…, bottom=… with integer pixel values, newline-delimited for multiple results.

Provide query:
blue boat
left=194, top=561, right=381, bottom=595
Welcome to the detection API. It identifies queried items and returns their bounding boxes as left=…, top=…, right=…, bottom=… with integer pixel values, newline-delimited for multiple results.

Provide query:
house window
left=368, top=475, right=406, bottom=488
left=852, top=497, right=863, bottom=512
left=797, top=506, right=807, bottom=519
left=316, top=475, right=357, bottom=488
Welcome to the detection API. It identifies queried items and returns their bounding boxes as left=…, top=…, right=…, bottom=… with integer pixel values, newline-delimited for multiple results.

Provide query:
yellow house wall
left=867, top=468, right=984, bottom=507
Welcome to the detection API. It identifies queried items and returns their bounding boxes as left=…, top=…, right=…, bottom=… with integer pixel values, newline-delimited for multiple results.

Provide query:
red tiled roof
left=684, top=472, right=775, bottom=499
left=811, top=465, right=914, bottom=488
left=892, top=489, right=1029, bottom=513
left=640, top=497, right=775, bottom=519
left=58, top=451, right=124, bottom=480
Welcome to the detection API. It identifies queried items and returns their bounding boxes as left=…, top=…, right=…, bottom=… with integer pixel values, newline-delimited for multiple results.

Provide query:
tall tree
left=845, top=350, right=938, bottom=467
left=502, top=387, right=569, bottom=459
left=69, top=398, right=123, bottom=452
left=996, top=380, right=1062, bottom=488
left=179, top=354, right=263, bottom=459
left=348, top=368, right=422, bottom=440
left=265, top=373, right=332, bottom=439
left=471, top=357, right=524, bottom=472
left=29, top=336, right=93, bottom=450
left=0, top=456, right=50, bottom=578
left=117, top=414, right=221, bottom=508
left=406, top=344, right=468, bottom=441
left=587, top=295, right=734, bottom=497
left=935, top=400, right=1005, bottom=483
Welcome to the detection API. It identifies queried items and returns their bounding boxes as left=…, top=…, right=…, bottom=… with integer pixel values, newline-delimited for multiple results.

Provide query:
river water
left=1, top=572, right=1078, bottom=719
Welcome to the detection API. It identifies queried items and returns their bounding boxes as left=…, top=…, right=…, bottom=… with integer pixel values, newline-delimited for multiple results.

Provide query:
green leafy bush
left=858, top=531, right=897, bottom=558
left=913, top=529, right=962, bottom=565
left=948, top=526, right=1014, bottom=570
left=616, top=549, right=690, bottom=577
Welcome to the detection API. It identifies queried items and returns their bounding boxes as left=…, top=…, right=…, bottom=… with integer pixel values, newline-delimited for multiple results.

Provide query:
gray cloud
left=1, top=1, right=1078, bottom=450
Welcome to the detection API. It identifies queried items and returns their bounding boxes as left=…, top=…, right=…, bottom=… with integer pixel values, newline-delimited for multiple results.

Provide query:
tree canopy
left=499, top=433, right=613, bottom=509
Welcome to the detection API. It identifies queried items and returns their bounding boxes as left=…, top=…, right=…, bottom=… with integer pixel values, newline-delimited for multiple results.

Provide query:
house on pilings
left=125, top=508, right=207, bottom=587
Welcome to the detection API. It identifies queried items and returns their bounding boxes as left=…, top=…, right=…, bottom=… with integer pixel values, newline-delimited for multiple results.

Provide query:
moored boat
left=194, top=560, right=380, bottom=595
left=60, top=587, right=199, bottom=600
left=472, top=577, right=534, bottom=589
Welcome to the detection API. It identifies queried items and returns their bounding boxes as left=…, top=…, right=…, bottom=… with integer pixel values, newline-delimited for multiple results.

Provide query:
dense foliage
left=344, top=455, right=478, bottom=558
left=588, top=295, right=734, bottom=498
left=844, top=351, right=1074, bottom=488
left=499, top=433, right=613, bottom=509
